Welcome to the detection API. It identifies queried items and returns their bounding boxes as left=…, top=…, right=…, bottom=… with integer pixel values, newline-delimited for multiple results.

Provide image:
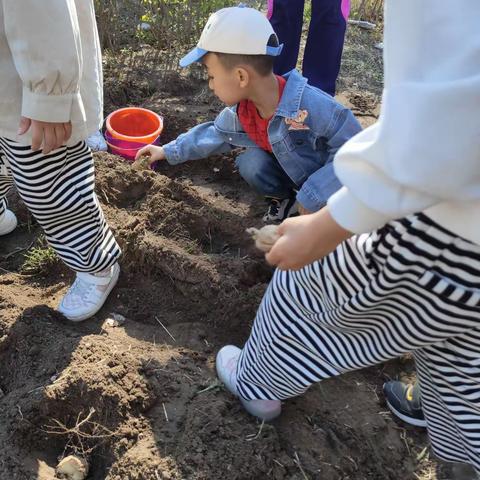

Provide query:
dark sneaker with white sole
left=383, top=381, right=427, bottom=427
left=262, top=197, right=298, bottom=223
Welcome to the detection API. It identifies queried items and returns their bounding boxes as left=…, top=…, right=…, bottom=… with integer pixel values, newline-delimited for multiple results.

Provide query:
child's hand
left=298, top=204, right=312, bottom=216
left=246, top=225, right=280, bottom=253
left=135, top=145, right=166, bottom=163
left=266, top=207, right=352, bottom=271
left=18, top=116, right=72, bottom=154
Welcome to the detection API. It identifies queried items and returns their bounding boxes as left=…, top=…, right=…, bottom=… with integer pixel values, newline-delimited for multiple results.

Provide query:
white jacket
left=0, top=0, right=103, bottom=145
left=328, top=0, right=480, bottom=245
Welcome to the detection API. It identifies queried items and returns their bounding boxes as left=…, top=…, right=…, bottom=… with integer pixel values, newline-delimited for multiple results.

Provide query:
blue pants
left=268, top=0, right=349, bottom=96
left=235, top=148, right=297, bottom=199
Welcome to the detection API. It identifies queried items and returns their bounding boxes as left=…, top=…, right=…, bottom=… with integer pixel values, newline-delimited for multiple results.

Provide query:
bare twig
left=293, top=451, right=310, bottom=480
left=43, top=407, right=119, bottom=445
left=16, top=405, right=24, bottom=420
left=162, top=403, right=169, bottom=422
left=416, top=446, right=428, bottom=462
left=154, top=316, right=176, bottom=342
left=400, top=429, right=411, bottom=455
left=3, top=240, right=35, bottom=260
left=246, top=420, right=265, bottom=442
left=195, top=379, right=223, bottom=396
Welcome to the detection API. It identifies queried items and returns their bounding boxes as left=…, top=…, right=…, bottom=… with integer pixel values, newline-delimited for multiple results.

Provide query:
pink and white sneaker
left=0, top=209, right=17, bottom=235
left=58, top=262, right=120, bottom=322
left=216, top=345, right=282, bottom=421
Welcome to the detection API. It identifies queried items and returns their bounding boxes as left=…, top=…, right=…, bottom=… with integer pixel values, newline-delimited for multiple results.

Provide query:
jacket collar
left=275, top=69, right=308, bottom=118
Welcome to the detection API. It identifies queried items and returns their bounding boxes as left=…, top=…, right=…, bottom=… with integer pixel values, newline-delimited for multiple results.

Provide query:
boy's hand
left=298, top=204, right=312, bottom=216
left=266, top=207, right=352, bottom=271
left=135, top=145, right=166, bottom=163
left=18, top=117, right=72, bottom=154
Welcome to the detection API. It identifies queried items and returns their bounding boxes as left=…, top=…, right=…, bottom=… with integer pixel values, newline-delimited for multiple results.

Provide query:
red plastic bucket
left=104, top=131, right=161, bottom=161
left=105, top=107, right=163, bottom=160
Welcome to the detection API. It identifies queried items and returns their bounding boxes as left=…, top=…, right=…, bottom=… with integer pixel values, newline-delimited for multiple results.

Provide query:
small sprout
left=21, top=237, right=59, bottom=274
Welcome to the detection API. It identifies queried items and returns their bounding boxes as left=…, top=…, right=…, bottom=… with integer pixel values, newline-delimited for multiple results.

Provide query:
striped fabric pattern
left=237, top=214, right=480, bottom=471
left=0, top=138, right=120, bottom=273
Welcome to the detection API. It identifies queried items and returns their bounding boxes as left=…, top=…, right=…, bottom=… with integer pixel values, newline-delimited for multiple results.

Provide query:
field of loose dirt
left=0, top=24, right=475, bottom=480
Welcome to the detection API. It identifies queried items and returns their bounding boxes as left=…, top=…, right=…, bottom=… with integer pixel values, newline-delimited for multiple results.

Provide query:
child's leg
left=235, top=214, right=480, bottom=469
left=0, top=138, right=121, bottom=273
left=0, top=152, right=14, bottom=219
left=414, top=336, right=480, bottom=472
left=235, top=148, right=296, bottom=199
left=268, top=0, right=305, bottom=75
left=236, top=148, right=298, bottom=222
left=303, top=0, right=348, bottom=95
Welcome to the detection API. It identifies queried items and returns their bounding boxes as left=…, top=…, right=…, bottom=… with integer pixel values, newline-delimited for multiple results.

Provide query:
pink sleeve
left=267, top=0, right=274, bottom=19
left=341, top=0, right=350, bottom=20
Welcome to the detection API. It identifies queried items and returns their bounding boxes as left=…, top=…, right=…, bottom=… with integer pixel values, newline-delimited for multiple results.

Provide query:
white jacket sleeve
left=328, top=0, right=480, bottom=234
left=3, top=0, right=83, bottom=123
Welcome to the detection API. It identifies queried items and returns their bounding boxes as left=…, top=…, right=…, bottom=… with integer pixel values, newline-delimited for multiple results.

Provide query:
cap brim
left=266, top=44, right=284, bottom=57
left=179, top=47, right=208, bottom=67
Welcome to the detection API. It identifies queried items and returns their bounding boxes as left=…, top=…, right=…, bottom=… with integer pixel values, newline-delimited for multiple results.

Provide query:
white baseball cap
left=179, top=5, right=283, bottom=67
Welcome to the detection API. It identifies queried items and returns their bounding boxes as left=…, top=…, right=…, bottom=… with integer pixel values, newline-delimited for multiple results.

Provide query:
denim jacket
left=163, top=70, right=362, bottom=211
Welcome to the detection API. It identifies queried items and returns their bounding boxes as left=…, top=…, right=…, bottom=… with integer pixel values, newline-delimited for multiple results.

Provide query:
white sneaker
left=86, top=130, right=108, bottom=152
left=58, top=262, right=120, bottom=322
left=216, top=345, right=282, bottom=421
left=0, top=209, right=17, bottom=235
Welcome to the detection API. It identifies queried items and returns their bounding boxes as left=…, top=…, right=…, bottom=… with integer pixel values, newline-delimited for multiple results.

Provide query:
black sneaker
left=383, top=381, right=427, bottom=427
left=263, top=197, right=298, bottom=223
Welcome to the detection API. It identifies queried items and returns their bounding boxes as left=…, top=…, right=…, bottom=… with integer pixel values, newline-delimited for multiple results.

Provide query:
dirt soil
left=0, top=29, right=474, bottom=480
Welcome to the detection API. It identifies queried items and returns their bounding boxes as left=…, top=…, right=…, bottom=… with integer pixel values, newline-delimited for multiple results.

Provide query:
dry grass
left=350, top=0, right=384, bottom=23
left=95, top=0, right=384, bottom=87
left=21, top=236, right=59, bottom=274
left=338, top=23, right=383, bottom=95
left=94, top=0, right=262, bottom=53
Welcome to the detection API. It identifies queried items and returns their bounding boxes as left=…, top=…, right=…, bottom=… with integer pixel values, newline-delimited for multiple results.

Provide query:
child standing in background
left=268, top=0, right=350, bottom=96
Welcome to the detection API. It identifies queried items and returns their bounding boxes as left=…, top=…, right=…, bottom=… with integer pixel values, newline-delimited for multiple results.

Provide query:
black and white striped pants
left=0, top=138, right=121, bottom=273
left=237, top=214, right=480, bottom=471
